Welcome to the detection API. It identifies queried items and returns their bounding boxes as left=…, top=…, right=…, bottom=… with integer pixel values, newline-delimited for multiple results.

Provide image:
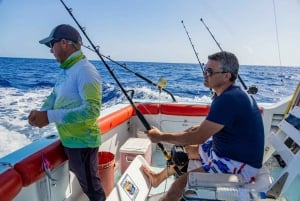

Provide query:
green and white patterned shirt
left=41, top=50, right=102, bottom=148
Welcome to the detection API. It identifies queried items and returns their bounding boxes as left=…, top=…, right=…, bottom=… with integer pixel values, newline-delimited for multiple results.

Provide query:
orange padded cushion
left=136, top=103, right=160, bottom=114
left=98, top=105, right=134, bottom=134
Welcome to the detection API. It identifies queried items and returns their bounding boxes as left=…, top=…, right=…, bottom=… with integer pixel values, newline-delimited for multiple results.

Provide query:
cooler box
left=106, top=155, right=152, bottom=201
left=120, top=138, right=152, bottom=173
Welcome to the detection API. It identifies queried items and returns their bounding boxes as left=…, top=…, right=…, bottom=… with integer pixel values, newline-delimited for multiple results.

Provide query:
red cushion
left=0, top=169, right=23, bottom=200
left=14, top=140, right=67, bottom=186
left=160, top=104, right=210, bottom=116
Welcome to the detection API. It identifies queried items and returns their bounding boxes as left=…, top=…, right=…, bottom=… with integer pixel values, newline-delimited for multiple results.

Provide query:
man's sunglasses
left=203, top=67, right=227, bottom=76
left=49, top=39, right=61, bottom=48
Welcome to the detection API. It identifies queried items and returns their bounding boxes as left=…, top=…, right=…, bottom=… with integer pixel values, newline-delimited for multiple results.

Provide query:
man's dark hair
left=208, top=51, right=239, bottom=81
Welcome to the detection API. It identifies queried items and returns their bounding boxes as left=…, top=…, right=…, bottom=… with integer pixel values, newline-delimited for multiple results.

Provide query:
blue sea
left=0, top=57, right=299, bottom=158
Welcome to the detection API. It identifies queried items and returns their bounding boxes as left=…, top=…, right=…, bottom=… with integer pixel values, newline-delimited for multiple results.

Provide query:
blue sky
left=1, top=0, right=300, bottom=66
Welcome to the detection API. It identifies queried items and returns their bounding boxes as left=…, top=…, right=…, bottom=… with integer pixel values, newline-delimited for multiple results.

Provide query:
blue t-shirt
left=206, top=85, right=264, bottom=168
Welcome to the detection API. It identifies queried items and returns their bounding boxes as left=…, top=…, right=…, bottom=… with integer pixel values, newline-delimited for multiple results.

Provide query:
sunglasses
left=49, top=39, right=61, bottom=48
left=203, top=66, right=227, bottom=76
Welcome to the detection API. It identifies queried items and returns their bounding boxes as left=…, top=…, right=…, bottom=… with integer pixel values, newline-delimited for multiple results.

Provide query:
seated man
left=141, top=51, right=264, bottom=201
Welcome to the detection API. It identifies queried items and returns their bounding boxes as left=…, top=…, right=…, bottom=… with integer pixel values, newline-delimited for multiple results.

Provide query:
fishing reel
left=157, top=77, right=167, bottom=92
left=247, top=85, right=258, bottom=95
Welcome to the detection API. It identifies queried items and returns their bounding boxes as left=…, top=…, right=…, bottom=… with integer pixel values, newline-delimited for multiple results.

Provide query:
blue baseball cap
left=39, top=24, right=82, bottom=48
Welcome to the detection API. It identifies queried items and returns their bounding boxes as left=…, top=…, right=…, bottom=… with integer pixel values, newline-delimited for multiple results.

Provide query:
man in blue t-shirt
left=141, top=51, right=264, bottom=201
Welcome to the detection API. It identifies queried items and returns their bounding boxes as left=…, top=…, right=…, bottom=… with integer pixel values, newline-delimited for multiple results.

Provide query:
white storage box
left=106, top=155, right=152, bottom=201
left=120, top=138, right=152, bottom=173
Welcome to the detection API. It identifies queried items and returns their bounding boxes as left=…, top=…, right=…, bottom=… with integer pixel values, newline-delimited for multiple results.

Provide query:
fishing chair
left=263, top=103, right=300, bottom=198
left=182, top=160, right=272, bottom=200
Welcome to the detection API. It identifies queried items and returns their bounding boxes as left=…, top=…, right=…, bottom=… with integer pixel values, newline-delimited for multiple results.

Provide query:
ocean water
left=0, top=57, right=299, bottom=158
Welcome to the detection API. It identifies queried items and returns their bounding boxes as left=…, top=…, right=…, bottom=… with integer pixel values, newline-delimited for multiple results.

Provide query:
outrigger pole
left=82, top=45, right=176, bottom=102
left=200, top=18, right=258, bottom=95
left=59, top=0, right=183, bottom=176
left=181, top=20, right=204, bottom=73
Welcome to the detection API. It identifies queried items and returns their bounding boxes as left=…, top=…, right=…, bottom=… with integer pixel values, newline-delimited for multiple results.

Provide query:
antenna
left=272, top=0, right=282, bottom=66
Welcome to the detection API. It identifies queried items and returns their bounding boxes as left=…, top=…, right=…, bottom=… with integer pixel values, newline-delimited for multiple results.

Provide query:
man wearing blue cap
left=28, top=24, right=105, bottom=201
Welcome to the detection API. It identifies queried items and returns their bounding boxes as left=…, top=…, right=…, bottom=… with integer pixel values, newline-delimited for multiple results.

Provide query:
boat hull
left=0, top=97, right=295, bottom=201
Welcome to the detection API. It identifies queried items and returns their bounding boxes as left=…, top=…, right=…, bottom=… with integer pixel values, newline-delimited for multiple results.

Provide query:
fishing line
left=200, top=18, right=258, bottom=95
left=82, top=44, right=176, bottom=102
left=59, top=0, right=183, bottom=176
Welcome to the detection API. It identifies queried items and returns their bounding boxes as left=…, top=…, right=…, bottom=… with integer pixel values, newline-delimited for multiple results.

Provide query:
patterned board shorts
left=198, top=140, right=259, bottom=183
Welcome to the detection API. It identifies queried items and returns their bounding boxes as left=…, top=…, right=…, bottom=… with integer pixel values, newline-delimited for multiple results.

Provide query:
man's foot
left=141, top=165, right=165, bottom=187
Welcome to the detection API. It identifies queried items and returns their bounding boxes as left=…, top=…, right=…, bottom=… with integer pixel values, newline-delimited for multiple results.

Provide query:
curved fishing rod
left=82, top=44, right=176, bottom=102
left=59, top=0, right=182, bottom=176
left=181, top=20, right=204, bottom=73
left=200, top=18, right=258, bottom=95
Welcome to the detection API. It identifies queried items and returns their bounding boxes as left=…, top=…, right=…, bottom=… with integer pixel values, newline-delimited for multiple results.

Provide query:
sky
left=1, top=0, right=300, bottom=66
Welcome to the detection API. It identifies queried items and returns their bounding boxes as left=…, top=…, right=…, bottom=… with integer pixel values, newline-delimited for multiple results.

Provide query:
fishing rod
left=59, top=0, right=183, bottom=176
left=82, top=44, right=176, bottom=102
left=181, top=20, right=215, bottom=96
left=181, top=20, right=204, bottom=73
left=200, top=18, right=258, bottom=95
